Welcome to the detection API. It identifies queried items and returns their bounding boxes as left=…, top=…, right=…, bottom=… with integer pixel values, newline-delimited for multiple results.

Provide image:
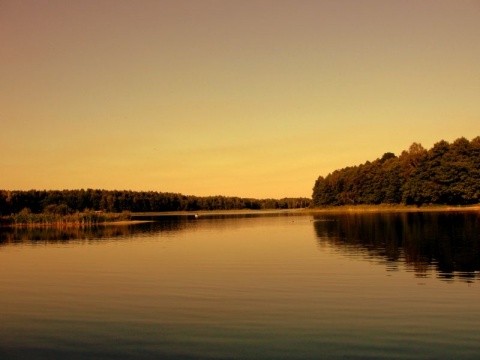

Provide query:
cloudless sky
left=1, top=0, right=479, bottom=198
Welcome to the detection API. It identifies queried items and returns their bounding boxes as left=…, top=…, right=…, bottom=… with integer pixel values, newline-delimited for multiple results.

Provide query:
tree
left=312, top=137, right=480, bottom=207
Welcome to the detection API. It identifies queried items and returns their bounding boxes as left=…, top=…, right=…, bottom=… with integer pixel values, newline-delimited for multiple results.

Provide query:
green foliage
left=312, top=137, right=480, bottom=207
left=0, top=189, right=311, bottom=217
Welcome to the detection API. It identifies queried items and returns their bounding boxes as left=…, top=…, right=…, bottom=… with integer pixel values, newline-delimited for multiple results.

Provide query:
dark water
left=0, top=211, right=479, bottom=359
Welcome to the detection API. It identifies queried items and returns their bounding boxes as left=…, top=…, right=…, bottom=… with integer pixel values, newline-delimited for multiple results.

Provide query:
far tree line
left=3, top=135, right=477, bottom=215
left=312, top=136, right=480, bottom=206
left=0, top=189, right=311, bottom=215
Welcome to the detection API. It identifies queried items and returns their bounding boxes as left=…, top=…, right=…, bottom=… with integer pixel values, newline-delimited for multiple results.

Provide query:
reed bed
left=0, top=210, right=132, bottom=228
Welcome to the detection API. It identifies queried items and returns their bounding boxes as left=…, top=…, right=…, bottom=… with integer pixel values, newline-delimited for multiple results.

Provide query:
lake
left=1, top=211, right=479, bottom=359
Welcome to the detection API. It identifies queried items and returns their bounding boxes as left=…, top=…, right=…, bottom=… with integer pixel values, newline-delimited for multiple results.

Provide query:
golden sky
left=1, top=0, right=479, bottom=198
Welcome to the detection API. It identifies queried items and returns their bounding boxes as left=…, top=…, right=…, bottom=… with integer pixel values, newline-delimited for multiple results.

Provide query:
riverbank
left=2, top=204, right=478, bottom=228
left=131, top=204, right=480, bottom=217
left=105, top=220, right=153, bottom=226
left=306, top=204, right=480, bottom=213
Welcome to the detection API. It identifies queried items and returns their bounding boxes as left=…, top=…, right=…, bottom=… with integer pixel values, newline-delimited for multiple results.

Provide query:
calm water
left=1, top=211, right=479, bottom=359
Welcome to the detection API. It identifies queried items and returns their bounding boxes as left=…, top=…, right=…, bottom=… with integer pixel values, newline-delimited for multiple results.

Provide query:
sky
left=1, top=0, right=479, bottom=198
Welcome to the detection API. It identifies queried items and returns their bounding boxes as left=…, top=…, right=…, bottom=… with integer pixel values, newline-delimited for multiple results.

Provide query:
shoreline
left=130, top=205, right=480, bottom=217
left=104, top=220, right=153, bottom=226
left=304, top=204, right=480, bottom=214
left=1, top=205, right=478, bottom=228
left=0, top=219, right=154, bottom=229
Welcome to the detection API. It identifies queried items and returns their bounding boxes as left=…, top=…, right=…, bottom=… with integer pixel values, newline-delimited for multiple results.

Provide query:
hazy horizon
left=1, top=1, right=479, bottom=198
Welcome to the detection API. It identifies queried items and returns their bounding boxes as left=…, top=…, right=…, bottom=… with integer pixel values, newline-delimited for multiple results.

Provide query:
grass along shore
left=306, top=203, right=480, bottom=213
left=0, top=210, right=135, bottom=228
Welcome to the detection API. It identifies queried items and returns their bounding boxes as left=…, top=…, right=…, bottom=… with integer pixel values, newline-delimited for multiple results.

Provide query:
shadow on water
left=3, top=211, right=479, bottom=283
left=313, top=211, right=480, bottom=282
left=0, top=211, right=294, bottom=246
left=0, top=218, right=195, bottom=246
left=0, top=211, right=291, bottom=246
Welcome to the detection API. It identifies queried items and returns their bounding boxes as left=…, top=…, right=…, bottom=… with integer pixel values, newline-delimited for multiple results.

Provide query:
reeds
left=0, top=210, right=132, bottom=228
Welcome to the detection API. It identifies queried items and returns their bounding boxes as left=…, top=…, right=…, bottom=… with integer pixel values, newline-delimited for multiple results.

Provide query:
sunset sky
left=1, top=0, right=479, bottom=198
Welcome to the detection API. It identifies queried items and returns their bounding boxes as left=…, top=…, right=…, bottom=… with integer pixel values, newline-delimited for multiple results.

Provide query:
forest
left=0, top=189, right=311, bottom=216
left=312, top=136, right=480, bottom=207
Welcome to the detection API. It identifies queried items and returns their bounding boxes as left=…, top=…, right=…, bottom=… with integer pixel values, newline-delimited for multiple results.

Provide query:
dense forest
left=312, top=136, right=480, bottom=207
left=0, top=189, right=311, bottom=216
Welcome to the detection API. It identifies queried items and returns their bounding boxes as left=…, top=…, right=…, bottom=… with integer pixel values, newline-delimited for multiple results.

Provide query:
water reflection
left=313, top=211, right=480, bottom=282
left=2, top=211, right=479, bottom=284
left=2, top=211, right=480, bottom=359
left=0, top=211, right=298, bottom=246
left=0, top=219, right=194, bottom=246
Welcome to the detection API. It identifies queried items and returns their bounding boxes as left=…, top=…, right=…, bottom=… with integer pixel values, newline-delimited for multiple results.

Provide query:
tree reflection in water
left=313, top=211, right=480, bottom=282
left=2, top=212, right=479, bottom=283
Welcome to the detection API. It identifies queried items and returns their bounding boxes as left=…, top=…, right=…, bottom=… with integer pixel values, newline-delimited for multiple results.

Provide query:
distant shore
left=305, top=204, right=480, bottom=213
left=2, top=204, right=478, bottom=228
left=102, top=220, right=153, bottom=225
left=131, top=204, right=480, bottom=217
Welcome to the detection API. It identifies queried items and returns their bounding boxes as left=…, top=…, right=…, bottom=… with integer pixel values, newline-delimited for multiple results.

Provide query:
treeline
left=312, top=136, right=480, bottom=206
left=0, top=189, right=311, bottom=216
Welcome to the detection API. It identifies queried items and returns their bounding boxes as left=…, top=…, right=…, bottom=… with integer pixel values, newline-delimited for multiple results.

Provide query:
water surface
left=1, top=211, right=479, bottom=359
